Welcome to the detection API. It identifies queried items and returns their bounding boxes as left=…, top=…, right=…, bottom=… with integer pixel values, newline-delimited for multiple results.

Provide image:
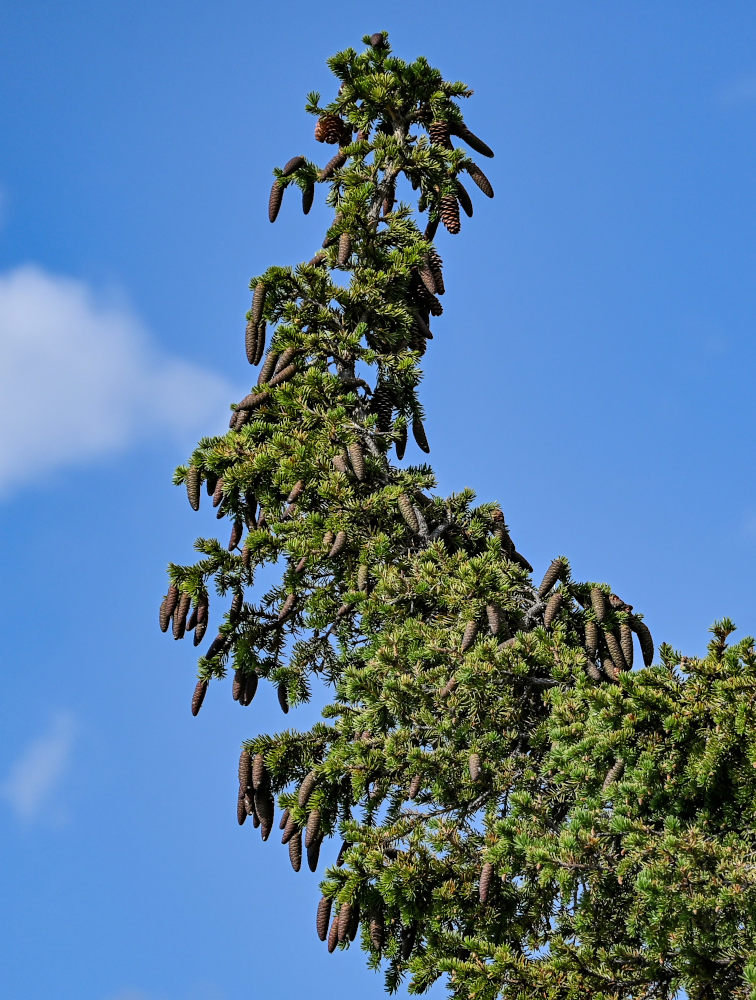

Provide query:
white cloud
left=1, top=711, right=76, bottom=823
left=0, top=266, right=236, bottom=496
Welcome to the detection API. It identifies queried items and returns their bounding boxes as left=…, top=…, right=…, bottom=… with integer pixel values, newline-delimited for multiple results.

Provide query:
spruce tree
left=160, top=33, right=756, bottom=1000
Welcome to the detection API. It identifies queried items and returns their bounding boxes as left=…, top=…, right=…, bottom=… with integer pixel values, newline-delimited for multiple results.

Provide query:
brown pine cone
left=440, top=676, right=458, bottom=698
left=281, top=155, right=305, bottom=177
left=257, top=350, right=278, bottom=385
left=331, top=450, right=349, bottom=473
left=479, top=862, right=494, bottom=903
left=318, top=151, right=347, bottom=181
left=205, top=633, right=226, bottom=659
left=251, top=282, right=266, bottom=325
left=185, top=604, right=198, bottom=632
left=602, top=655, right=621, bottom=682
left=254, top=789, right=274, bottom=836
left=369, top=912, right=384, bottom=951
left=317, top=896, right=332, bottom=941
left=327, top=914, right=339, bottom=953
left=424, top=216, right=439, bottom=241
left=538, top=557, right=567, bottom=598
left=579, top=649, right=603, bottom=682
left=274, top=347, right=298, bottom=373
left=288, top=831, right=302, bottom=871
left=307, top=835, right=322, bottom=872
left=277, top=681, right=289, bottom=714
left=238, top=748, right=251, bottom=790
left=277, top=594, right=296, bottom=622
left=268, top=362, right=297, bottom=388
left=172, top=592, right=191, bottom=640
left=604, top=629, right=627, bottom=672
left=286, top=480, right=305, bottom=504
left=630, top=616, right=654, bottom=667
left=456, top=181, right=474, bottom=217
left=620, top=622, right=634, bottom=668
left=337, top=231, right=352, bottom=267
left=411, top=308, right=432, bottom=340
left=159, top=584, right=178, bottom=632
left=228, top=518, right=243, bottom=551
left=241, top=671, right=258, bottom=706
left=236, top=794, right=247, bottom=826
left=486, top=603, right=501, bottom=636
left=398, top=494, right=419, bottom=533
left=590, top=587, right=608, bottom=622
left=469, top=752, right=482, bottom=782
left=370, top=383, right=393, bottom=432
left=281, top=812, right=297, bottom=845
left=347, top=441, right=365, bottom=480
left=328, top=530, right=348, bottom=558
left=251, top=810, right=261, bottom=829
left=461, top=620, right=479, bottom=653
left=451, top=123, right=494, bottom=158
left=429, top=120, right=451, bottom=147
left=308, top=250, right=327, bottom=267
left=609, top=593, right=633, bottom=612
left=407, top=775, right=422, bottom=800
left=212, top=477, right=224, bottom=507
left=193, top=620, right=208, bottom=646
left=205, top=472, right=218, bottom=497
left=278, top=807, right=290, bottom=831
left=315, top=114, right=345, bottom=144
left=299, top=180, right=314, bottom=215
left=268, top=180, right=284, bottom=223
left=439, top=194, right=461, bottom=234
left=417, top=262, right=437, bottom=295
left=357, top=564, right=369, bottom=591
left=426, top=248, right=445, bottom=294
left=543, top=591, right=565, bottom=628
left=395, top=422, right=407, bottom=459
left=369, top=31, right=387, bottom=48
left=347, top=903, right=360, bottom=941
left=190, top=678, right=208, bottom=716
left=252, top=321, right=266, bottom=366
left=185, top=466, right=201, bottom=511
left=585, top=619, right=599, bottom=656
left=412, top=418, right=430, bottom=453
left=305, top=807, right=321, bottom=848
left=337, top=902, right=352, bottom=943
left=252, top=752, right=267, bottom=790
left=336, top=840, right=348, bottom=866
left=401, top=923, right=417, bottom=960
left=465, top=162, right=494, bottom=198
left=602, top=759, right=625, bottom=792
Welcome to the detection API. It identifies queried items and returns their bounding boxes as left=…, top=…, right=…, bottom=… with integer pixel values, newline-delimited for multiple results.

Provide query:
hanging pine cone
left=327, top=914, right=339, bottom=953
left=241, top=671, right=258, bottom=706
left=456, top=181, right=474, bottom=217
left=620, top=622, right=634, bottom=668
left=579, top=649, right=603, bottom=682
left=252, top=321, right=266, bottom=366
left=274, top=346, right=297, bottom=373
left=256, top=351, right=277, bottom=385
left=347, top=441, right=365, bottom=480
left=159, top=584, right=178, bottom=632
left=281, top=155, right=305, bottom=177
left=317, top=896, right=332, bottom=941
left=347, top=902, right=360, bottom=941
left=172, top=592, right=191, bottom=640
left=604, top=629, right=627, bottom=672
left=395, top=422, right=407, bottom=460
left=601, top=654, right=620, bottom=682
left=314, top=114, right=345, bottom=144
left=412, top=417, right=430, bottom=453
left=305, top=807, right=321, bottom=848
left=426, top=248, right=445, bottom=294
left=429, top=120, right=451, bottom=147
left=337, top=902, right=352, bottom=943
left=281, top=812, right=297, bottom=844
left=286, top=480, right=305, bottom=504
left=288, top=831, right=302, bottom=871
left=479, top=862, right=494, bottom=903
left=486, top=603, right=501, bottom=635
left=331, top=451, right=349, bottom=473
left=461, top=620, right=479, bottom=653
left=424, top=216, right=439, bottom=241
left=228, top=518, right=243, bottom=551
left=185, top=466, right=201, bottom=511
left=298, top=771, right=317, bottom=807
left=585, top=619, right=599, bottom=656
left=236, top=792, right=248, bottom=825
left=411, top=308, right=432, bottom=340
left=268, top=180, right=284, bottom=223
left=407, top=774, right=422, bottom=799
left=450, top=123, right=495, bottom=158
left=211, top=477, right=224, bottom=507
left=417, top=262, right=437, bottom=295
left=401, top=923, right=417, bottom=960
left=609, top=592, right=633, bottom=612
left=307, top=835, right=322, bottom=872
left=465, top=162, right=494, bottom=198
left=357, top=564, right=369, bottom=592
left=277, top=594, right=296, bottom=622
left=193, top=620, right=208, bottom=646
left=440, top=676, right=458, bottom=697
left=205, top=633, right=226, bottom=659
left=336, top=840, right=348, bottom=866
left=543, top=591, right=565, bottom=628
left=318, top=151, right=347, bottom=181
left=538, top=557, right=566, bottom=598
left=602, top=759, right=625, bottom=792
left=370, top=383, right=393, bottom=432
left=328, top=530, right=348, bottom=558
left=590, top=587, right=608, bottom=622
left=268, top=362, right=297, bottom=388
left=277, top=681, right=289, bottom=714
left=252, top=753, right=267, bottom=790
left=439, top=194, right=461, bottom=234
left=279, top=808, right=290, bottom=831
left=254, top=790, right=274, bottom=837
left=398, top=494, right=419, bottom=533
left=369, top=912, right=384, bottom=951
left=205, top=472, right=218, bottom=497
left=184, top=599, right=197, bottom=631
left=337, top=231, right=352, bottom=267
left=631, top=616, right=654, bottom=666
left=302, top=181, right=315, bottom=215
left=251, top=281, right=266, bottom=325
left=191, top=679, right=208, bottom=716
left=469, top=752, right=482, bottom=782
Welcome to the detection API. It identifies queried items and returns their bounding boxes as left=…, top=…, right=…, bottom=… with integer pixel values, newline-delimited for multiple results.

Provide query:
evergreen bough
left=161, top=32, right=756, bottom=1000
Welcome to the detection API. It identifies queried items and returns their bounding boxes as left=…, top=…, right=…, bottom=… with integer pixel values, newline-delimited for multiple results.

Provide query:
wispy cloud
left=1, top=711, right=76, bottom=824
left=719, top=73, right=756, bottom=106
left=0, top=266, right=236, bottom=496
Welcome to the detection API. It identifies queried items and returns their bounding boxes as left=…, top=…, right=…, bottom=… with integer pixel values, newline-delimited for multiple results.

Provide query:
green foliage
left=160, top=33, right=756, bottom=1000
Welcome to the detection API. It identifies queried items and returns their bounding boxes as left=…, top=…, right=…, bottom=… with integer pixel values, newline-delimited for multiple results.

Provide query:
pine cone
left=369, top=912, right=384, bottom=951
left=347, top=902, right=360, bottom=941
left=417, top=262, right=437, bottom=295
left=328, top=530, right=348, bottom=558
left=254, top=789, right=274, bottom=837
left=186, top=604, right=198, bottom=632
left=288, top=831, right=302, bottom=871
left=469, top=752, right=482, bottom=782
left=279, top=807, right=290, bottom=831
left=228, top=518, right=243, bottom=551
left=305, top=807, right=321, bottom=848
left=317, top=896, right=332, bottom=941
left=205, top=633, right=226, bottom=659
left=185, top=466, right=201, bottom=511
left=601, top=654, right=620, bottom=682
left=411, top=417, right=430, bottom=454
left=159, top=584, right=179, bottom=632
left=439, top=194, right=461, bottom=234
left=268, top=362, right=297, bottom=388
left=252, top=321, right=266, bottom=366
left=251, top=282, right=266, bottom=326
left=347, top=441, right=365, bottom=480
left=232, top=669, right=243, bottom=702
left=327, top=914, right=339, bottom=953
left=609, top=593, right=633, bottom=612
left=580, top=649, right=603, bottom=682
left=395, top=422, right=407, bottom=460
left=212, top=477, right=224, bottom=507
left=331, top=451, right=349, bottom=473
left=451, top=123, right=494, bottom=158
left=204, top=472, right=218, bottom=497
left=251, top=810, right=260, bottom=829
left=336, top=840, right=348, bottom=866
left=337, top=232, right=352, bottom=267
left=172, top=592, right=191, bottom=640
left=461, top=620, right=479, bottom=653
left=357, top=564, right=369, bottom=592
left=584, top=620, right=599, bottom=656
left=268, top=180, right=284, bottom=223
left=238, top=748, right=251, bottom=791
left=440, top=676, right=458, bottom=697
left=243, top=792, right=255, bottom=817
left=543, top=591, right=565, bottom=628
left=336, top=902, right=352, bottom=943
left=479, top=862, right=494, bottom=903
left=401, top=923, right=417, bottom=960
left=538, top=557, right=566, bottom=598
left=281, top=155, right=305, bottom=177
left=236, top=794, right=247, bottom=826
left=252, top=753, right=267, bottom=790
left=411, top=308, right=432, bottom=340
left=369, top=31, right=387, bottom=48
left=318, top=151, right=347, bottom=181
left=308, top=250, right=327, bottom=267
left=465, top=162, right=494, bottom=198
left=274, top=347, right=297, bottom=373
left=456, top=181, right=474, bottom=217
left=620, top=622, right=634, bottom=668
left=408, top=775, right=422, bottom=799
left=281, top=812, right=297, bottom=845
left=398, top=494, right=419, bottom=533
left=486, top=603, right=501, bottom=635
left=315, top=114, right=345, bottom=144
left=590, top=587, right=608, bottom=622
left=429, top=120, right=451, bottom=147
left=277, top=594, right=296, bottom=622
left=604, top=629, right=627, bottom=672
left=302, top=181, right=315, bottom=215
left=241, top=671, right=258, bottom=706
left=307, top=835, right=322, bottom=872
left=256, top=351, right=278, bottom=385
left=427, top=248, right=445, bottom=294
left=424, top=216, right=439, bottom=241
left=277, top=681, right=289, bottom=714
left=602, top=759, right=625, bottom=792
left=193, top=620, right=208, bottom=646
left=191, top=678, right=208, bottom=716
left=631, top=616, right=654, bottom=667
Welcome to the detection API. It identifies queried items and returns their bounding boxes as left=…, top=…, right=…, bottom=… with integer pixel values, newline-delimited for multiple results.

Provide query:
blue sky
left=1, top=3, right=755, bottom=998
